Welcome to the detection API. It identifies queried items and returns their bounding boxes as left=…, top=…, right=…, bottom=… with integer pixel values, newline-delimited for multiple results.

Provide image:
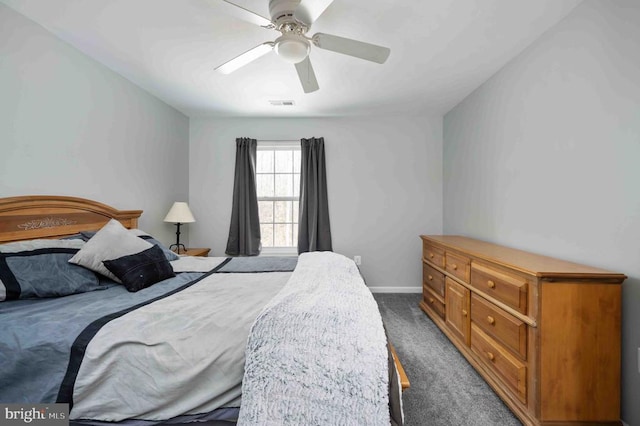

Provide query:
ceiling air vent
left=269, top=100, right=295, bottom=106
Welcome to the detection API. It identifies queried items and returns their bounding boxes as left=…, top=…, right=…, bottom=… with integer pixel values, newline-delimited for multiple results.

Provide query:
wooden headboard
left=0, top=196, right=143, bottom=244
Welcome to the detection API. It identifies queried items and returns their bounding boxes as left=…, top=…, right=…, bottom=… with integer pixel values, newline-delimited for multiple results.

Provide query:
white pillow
left=69, top=219, right=153, bottom=282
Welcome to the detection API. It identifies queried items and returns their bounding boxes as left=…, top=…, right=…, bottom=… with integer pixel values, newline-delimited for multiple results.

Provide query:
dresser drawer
left=423, top=242, right=445, bottom=268
left=445, top=277, right=471, bottom=346
left=422, top=286, right=445, bottom=320
left=445, top=251, right=471, bottom=282
left=471, top=324, right=527, bottom=404
left=470, top=262, right=528, bottom=314
left=423, top=263, right=445, bottom=297
left=471, top=294, right=527, bottom=359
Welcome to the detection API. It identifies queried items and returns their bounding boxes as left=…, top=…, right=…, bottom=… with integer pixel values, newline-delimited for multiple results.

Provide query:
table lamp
left=163, top=202, right=195, bottom=254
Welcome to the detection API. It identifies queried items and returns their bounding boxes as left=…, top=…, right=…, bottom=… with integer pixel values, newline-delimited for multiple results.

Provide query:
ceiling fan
left=215, top=0, right=391, bottom=93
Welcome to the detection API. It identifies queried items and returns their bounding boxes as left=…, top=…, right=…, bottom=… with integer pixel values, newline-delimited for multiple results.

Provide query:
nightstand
left=174, top=248, right=210, bottom=257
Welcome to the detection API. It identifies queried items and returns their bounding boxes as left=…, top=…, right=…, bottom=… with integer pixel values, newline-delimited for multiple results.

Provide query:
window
left=256, top=141, right=300, bottom=253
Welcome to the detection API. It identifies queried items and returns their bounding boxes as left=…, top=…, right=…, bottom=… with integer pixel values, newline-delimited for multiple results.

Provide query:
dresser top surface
left=421, top=235, right=626, bottom=281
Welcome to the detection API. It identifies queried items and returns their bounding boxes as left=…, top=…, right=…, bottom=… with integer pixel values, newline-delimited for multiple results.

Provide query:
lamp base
left=169, top=243, right=187, bottom=254
left=170, top=222, right=185, bottom=254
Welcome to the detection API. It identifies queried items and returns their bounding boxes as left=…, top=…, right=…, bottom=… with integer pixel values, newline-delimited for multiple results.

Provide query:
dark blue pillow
left=0, top=247, right=101, bottom=300
left=103, top=245, right=175, bottom=293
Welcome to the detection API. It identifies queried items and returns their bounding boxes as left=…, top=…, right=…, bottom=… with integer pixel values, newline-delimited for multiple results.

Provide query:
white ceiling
left=2, top=0, right=582, bottom=117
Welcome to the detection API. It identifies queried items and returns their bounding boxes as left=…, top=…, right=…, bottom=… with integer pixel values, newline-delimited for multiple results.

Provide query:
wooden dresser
left=419, top=235, right=625, bottom=426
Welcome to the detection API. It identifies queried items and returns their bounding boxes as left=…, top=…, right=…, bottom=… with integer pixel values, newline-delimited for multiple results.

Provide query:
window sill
left=260, top=247, right=298, bottom=257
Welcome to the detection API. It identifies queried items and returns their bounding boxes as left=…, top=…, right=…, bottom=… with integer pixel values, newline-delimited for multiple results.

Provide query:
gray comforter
left=0, top=257, right=295, bottom=421
left=0, top=271, right=203, bottom=404
left=71, top=270, right=292, bottom=421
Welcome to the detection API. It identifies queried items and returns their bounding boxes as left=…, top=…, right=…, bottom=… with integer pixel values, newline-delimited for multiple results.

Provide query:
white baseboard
left=368, top=286, right=422, bottom=293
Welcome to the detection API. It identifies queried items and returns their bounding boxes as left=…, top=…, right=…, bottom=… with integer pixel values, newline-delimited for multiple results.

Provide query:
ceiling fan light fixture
left=274, top=34, right=310, bottom=64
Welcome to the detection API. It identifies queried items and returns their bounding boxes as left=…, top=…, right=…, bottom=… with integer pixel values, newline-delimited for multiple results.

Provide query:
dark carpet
left=374, top=293, right=522, bottom=426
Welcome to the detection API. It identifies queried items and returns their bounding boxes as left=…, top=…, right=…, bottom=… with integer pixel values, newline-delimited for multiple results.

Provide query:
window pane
left=260, top=224, right=274, bottom=247
left=257, top=150, right=274, bottom=173
left=256, top=174, right=274, bottom=197
left=257, top=147, right=300, bottom=250
left=293, top=173, right=300, bottom=197
left=274, top=201, right=293, bottom=223
left=275, top=174, right=293, bottom=197
left=259, top=201, right=274, bottom=223
left=274, top=224, right=293, bottom=247
left=293, top=149, right=301, bottom=173
left=275, top=150, right=293, bottom=173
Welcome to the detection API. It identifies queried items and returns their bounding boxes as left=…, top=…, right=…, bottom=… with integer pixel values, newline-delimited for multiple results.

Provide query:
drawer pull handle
left=429, top=298, right=435, bottom=304
left=462, top=309, right=468, bottom=317
left=452, top=264, right=458, bottom=271
left=487, top=280, right=496, bottom=289
left=487, top=316, right=495, bottom=325
left=428, top=275, right=433, bottom=281
left=486, top=352, right=495, bottom=362
left=429, top=253, right=434, bottom=259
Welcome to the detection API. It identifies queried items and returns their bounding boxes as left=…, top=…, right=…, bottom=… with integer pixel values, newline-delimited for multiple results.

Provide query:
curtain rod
left=257, top=139, right=299, bottom=142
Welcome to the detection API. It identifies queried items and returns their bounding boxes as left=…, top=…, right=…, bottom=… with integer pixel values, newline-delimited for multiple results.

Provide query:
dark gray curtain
left=225, top=138, right=261, bottom=256
left=298, top=137, right=332, bottom=254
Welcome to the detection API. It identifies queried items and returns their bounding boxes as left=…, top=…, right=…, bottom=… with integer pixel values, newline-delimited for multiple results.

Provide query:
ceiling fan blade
left=295, top=56, right=319, bottom=93
left=294, top=0, right=334, bottom=26
left=312, top=33, right=390, bottom=64
left=215, top=42, right=274, bottom=74
left=218, top=0, right=274, bottom=29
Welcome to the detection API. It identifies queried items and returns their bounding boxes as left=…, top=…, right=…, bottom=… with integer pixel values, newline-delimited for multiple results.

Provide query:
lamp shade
left=163, top=202, right=195, bottom=223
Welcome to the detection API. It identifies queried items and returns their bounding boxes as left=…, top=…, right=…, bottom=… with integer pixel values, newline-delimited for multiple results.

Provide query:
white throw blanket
left=238, top=251, right=390, bottom=425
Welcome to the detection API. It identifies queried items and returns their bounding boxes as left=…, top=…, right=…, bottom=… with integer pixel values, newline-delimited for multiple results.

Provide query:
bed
left=0, top=195, right=405, bottom=425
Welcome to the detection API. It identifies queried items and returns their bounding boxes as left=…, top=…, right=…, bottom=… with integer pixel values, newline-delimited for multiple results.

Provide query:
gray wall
left=189, top=115, right=443, bottom=290
left=0, top=4, right=189, bottom=245
left=443, top=1, right=640, bottom=424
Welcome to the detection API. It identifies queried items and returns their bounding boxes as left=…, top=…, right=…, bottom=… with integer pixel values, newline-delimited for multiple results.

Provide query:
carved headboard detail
left=0, top=196, right=143, bottom=243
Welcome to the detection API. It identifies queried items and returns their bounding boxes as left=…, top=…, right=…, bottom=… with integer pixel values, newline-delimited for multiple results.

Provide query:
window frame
left=256, top=140, right=301, bottom=256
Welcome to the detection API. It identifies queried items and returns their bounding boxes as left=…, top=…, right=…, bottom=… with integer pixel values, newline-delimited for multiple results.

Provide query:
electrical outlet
left=354, top=255, right=362, bottom=266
